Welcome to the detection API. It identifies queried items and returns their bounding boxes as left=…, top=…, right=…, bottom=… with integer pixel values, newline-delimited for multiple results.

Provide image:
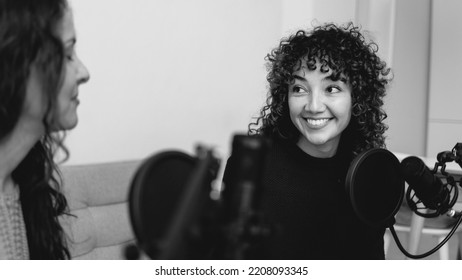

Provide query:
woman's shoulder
left=0, top=189, right=29, bottom=259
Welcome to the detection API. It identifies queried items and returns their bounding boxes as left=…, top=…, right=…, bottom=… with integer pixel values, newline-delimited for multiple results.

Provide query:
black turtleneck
left=222, top=138, right=385, bottom=260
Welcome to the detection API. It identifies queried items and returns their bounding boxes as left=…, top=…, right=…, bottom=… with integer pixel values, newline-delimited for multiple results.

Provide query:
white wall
left=67, top=0, right=282, bottom=165
left=385, top=0, right=432, bottom=157
left=427, top=0, right=462, bottom=157
left=281, top=0, right=356, bottom=36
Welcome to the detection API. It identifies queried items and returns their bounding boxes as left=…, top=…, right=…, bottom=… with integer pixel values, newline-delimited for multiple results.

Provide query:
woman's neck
left=0, top=118, right=44, bottom=193
left=296, top=137, right=339, bottom=158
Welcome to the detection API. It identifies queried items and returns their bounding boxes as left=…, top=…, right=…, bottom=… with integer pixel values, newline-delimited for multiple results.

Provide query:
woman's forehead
left=54, top=8, right=75, bottom=43
left=292, top=57, right=348, bottom=80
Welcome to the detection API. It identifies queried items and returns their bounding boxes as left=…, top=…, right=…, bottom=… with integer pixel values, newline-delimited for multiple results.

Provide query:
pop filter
left=345, top=148, right=404, bottom=228
left=129, top=147, right=219, bottom=259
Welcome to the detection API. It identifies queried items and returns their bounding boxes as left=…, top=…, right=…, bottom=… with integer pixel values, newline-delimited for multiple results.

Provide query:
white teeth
left=306, top=118, right=329, bottom=126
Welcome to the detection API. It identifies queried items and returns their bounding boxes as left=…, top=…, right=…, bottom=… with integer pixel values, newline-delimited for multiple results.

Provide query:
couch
left=59, top=160, right=142, bottom=260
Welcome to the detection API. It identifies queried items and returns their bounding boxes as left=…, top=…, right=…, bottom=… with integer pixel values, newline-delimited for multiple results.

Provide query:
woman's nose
left=77, top=57, right=90, bottom=85
left=305, top=90, right=326, bottom=113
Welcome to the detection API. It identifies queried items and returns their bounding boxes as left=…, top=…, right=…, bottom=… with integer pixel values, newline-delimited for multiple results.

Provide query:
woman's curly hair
left=249, top=22, right=392, bottom=158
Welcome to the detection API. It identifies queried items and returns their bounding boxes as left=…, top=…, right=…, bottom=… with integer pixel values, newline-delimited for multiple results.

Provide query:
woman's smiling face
left=288, top=61, right=352, bottom=158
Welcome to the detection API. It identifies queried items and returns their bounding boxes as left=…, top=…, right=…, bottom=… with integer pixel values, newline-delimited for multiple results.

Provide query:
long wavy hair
left=249, top=22, right=392, bottom=158
left=0, top=0, right=70, bottom=259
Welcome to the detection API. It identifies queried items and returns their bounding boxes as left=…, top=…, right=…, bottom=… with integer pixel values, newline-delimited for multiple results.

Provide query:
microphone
left=222, top=135, right=270, bottom=223
left=128, top=134, right=270, bottom=260
left=219, top=134, right=271, bottom=259
left=342, top=146, right=462, bottom=259
left=400, top=156, right=452, bottom=216
left=128, top=146, right=220, bottom=259
left=388, top=155, right=462, bottom=259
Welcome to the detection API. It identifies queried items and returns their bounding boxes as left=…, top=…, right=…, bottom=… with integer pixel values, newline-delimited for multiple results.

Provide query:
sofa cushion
left=59, top=160, right=141, bottom=259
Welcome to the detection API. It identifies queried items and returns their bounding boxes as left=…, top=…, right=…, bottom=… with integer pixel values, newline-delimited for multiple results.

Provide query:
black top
left=222, top=138, right=385, bottom=260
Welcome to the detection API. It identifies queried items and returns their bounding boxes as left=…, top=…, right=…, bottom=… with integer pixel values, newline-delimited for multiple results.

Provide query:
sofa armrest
left=59, top=160, right=141, bottom=259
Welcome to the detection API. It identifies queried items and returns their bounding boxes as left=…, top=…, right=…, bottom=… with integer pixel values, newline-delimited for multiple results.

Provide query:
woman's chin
left=50, top=117, right=78, bottom=132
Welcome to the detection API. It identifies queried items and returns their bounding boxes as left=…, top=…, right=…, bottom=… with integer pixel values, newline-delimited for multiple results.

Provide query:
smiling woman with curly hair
left=223, top=22, right=392, bottom=259
left=250, top=22, right=391, bottom=159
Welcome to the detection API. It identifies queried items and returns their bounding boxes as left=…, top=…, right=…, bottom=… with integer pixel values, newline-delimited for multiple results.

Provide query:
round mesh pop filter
left=128, top=151, right=196, bottom=258
left=345, top=148, right=404, bottom=228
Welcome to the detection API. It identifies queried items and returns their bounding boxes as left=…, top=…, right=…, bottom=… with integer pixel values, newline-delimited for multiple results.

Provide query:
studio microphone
left=128, top=146, right=221, bottom=259
left=400, top=156, right=450, bottom=215
left=219, top=134, right=271, bottom=259
left=389, top=155, right=462, bottom=259
left=346, top=148, right=462, bottom=259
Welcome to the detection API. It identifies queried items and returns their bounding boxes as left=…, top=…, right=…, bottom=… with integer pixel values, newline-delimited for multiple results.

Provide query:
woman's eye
left=66, top=49, right=76, bottom=61
left=291, top=86, right=306, bottom=93
left=327, top=86, right=341, bottom=93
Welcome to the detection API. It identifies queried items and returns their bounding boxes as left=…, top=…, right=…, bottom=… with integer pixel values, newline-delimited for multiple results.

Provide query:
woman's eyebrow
left=293, top=74, right=346, bottom=84
left=324, top=74, right=347, bottom=83
left=293, top=74, right=306, bottom=81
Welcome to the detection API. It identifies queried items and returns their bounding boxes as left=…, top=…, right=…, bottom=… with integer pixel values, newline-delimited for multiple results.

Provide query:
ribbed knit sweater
left=223, top=138, right=385, bottom=259
left=0, top=186, right=29, bottom=259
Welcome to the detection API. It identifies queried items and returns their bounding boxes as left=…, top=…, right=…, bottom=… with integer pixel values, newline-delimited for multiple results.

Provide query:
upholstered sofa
left=59, top=160, right=142, bottom=260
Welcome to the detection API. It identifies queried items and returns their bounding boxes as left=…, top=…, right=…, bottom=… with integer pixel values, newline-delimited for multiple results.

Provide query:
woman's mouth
left=305, top=118, right=331, bottom=128
left=71, top=94, right=80, bottom=104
